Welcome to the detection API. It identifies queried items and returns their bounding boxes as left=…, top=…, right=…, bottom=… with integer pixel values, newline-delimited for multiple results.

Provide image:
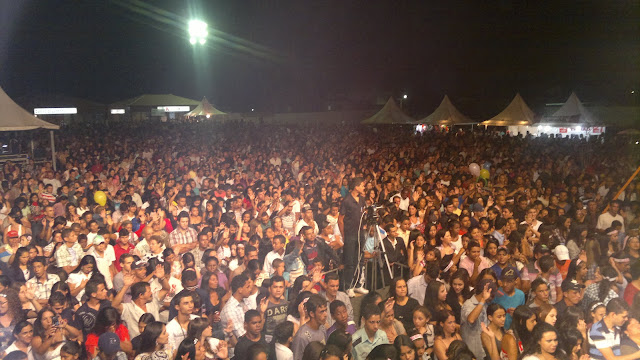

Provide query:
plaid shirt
left=220, top=296, right=248, bottom=338
left=26, top=274, right=60, bottom=300
left=169, top=227, right=198, bottom=246
left=55, top=243, right=84, bottom=268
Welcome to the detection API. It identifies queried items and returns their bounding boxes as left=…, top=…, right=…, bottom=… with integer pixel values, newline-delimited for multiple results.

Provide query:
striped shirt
left=169, top=227, right=198, bottom=246
left=589, top=319, right=621, bottom=360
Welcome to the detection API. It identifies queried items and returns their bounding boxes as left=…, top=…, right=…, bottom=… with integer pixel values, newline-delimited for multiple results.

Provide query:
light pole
left=400, top=94, right=408, bottom=110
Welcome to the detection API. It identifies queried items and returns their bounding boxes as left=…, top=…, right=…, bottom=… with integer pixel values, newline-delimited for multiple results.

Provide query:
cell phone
left=52, top=316, right=60, bottom=327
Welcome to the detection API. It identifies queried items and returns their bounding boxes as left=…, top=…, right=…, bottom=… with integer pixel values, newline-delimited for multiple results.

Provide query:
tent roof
left=186, top=97, right=226, bottom=117
left=0, top=86, right=59, bottom=131
left=539, top=92, right=598, bottom=125
left=417, top=95, right=473, bottom=125
left=110, top=94, right=200, bottom=107
left=480, top=93, right=535, bottom=126
left=361, top=97, right=414, bottom=124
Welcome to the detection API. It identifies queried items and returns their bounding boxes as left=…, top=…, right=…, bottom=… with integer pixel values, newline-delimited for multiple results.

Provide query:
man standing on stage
left=340, top=176, right=368, bottom=297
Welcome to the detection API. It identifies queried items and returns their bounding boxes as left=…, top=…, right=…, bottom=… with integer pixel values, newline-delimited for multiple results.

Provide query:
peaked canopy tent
left=536, top=92, right=604, bottom=137
left=361, top=97, right=415, bottom=125
left=185, top=97, right=226, bottom=118
left=417, top=95, right=473, bottom=126
left=0, top=85, right=60, bottom=169
left=480, top=93, right=536, bottom=135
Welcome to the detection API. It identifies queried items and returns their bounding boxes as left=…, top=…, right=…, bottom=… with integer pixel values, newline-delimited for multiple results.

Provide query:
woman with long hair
left=286, top=290, right=312, bottom=335
left=559, top=328, right=585, bottom=360
left=423, top=280, right=452, bottom=314
left=408, top=204, right=422, bottom=230
left=625, top=236, right=640, bottom=266
left=85, top=306, right=132, bottom=358
left=481, top=303, right=506, bottom=360
left=582, top=266, right=620, bottom=311
left=379, top=300, right=406, bottom=344
left=520, top=323, right=562, bottom=360
left=584, top=237, right=601, bottom=281
left=51, top=282, right=79, bottom=309
left=135, top=321, right=170, bottom=360
left=408, top=231, right=427, bottom=275
left=537, top=303, right=558, bottom=326
left=501, top=305, right=537, bottom=360
left=3, top=320, right=33, bottom=359
left=556, top=307, right=587, bottom=351
left=445, top=269, right=471, bottom=324
left=425, top=223, right=438, bottom=247
left=31, top=307, right=74, bottom=360
left=394, top=334, right=417, bottom=360
left=67, top=255, right=99, bottom=301
left=566, top=259, right=592, bottom=288
left=389, top=277, right=420, bottom=332
left=8, top=247, right=33, bottom=283
left=433, top=310, right=462, bottom=360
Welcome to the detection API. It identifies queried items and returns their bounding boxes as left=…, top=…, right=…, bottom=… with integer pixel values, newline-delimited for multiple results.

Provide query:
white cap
left=554, top=245, right=570, bottom=261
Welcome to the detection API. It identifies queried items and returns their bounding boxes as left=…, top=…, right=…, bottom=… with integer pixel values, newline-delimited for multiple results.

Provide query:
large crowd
left=0, top=122, right=639, bottom=360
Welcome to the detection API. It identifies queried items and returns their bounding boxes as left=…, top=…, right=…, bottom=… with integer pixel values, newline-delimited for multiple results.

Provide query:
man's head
left=561, top=279, right=584, bottom=306
left=605, top=298, right=630, bottom=327
left=324, top=273, right=340, bottom=298
left=269, top=275, right=285, bottom=300
left=609, top=200, right=622, bottom=215
left=177, top=211, right=190, bottom=230
left=305, top=294, right=328, bottom=326
left=182, top=270, right=198, bottom=290
left=131, top=282, right=152, bottom=303
left=301, top=226, right=315, bottom=243
left=32, top=256, right=47, bottom=278
left=173, top=291, right=195, bottom=315
left=118, top=229, right=130, bottom=246
left=244, top=310, right=263, bottom=337
left=119, top=253, right=135, bottom=272
left=61, top=228, right=77, bottom=245
left=231, top=273, right=251, bottom=299
left=86, top=280, right=108, bottom=301
left=499, top=267, right=518, bottom=294
left=467, top=241, right=482, bottom=261
left=330, top=300, right=349, bottom=327
left=361, top=303, right=382, bottom=336
left=97, top=332, right=121, bottom=359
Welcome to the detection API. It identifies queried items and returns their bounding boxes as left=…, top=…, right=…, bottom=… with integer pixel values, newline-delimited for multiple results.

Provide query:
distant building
left=109, top=94, right=201, bottom=122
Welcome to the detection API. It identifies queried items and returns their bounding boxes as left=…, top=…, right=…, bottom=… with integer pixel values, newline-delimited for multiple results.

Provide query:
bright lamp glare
left=188, top=20, right=208, bottom=45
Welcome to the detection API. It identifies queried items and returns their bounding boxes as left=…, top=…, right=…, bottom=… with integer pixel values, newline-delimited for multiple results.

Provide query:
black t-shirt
left=394, top=297, right=419, bottom=331
left=76, top=299, right=112, bottom=336
left=340, top=193, right=364, bottom=238
left=232, top=335, right=267, bottom=360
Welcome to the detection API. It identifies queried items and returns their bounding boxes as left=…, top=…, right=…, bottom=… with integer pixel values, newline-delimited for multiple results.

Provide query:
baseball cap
left=471, top=203, right=484, bottom=213
left=98, top=332, right=121, bottom=355
left=93, top=235, right=106, bottom=245
left=561, top=278, right=585, bottom=292
left=6, top=230, right=19, bottom=238
left=131, top=259, right=147, bottom=270
left=553, top=245, right=570, bottom=261
left=501, top=267, right=519, bottom=281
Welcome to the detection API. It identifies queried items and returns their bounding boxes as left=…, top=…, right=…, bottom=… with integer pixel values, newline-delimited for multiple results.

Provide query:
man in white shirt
left=597, top=200, right=625, bottom=234
left=88, top=235, right=116, bottom=289
left=166, top=291, right=199, bottom=347
left=112, top=265, right=171, bottom=338
left=263, top=235, right=286, bottom=275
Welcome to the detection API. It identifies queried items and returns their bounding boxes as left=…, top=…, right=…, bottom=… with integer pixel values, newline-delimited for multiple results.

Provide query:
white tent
left=417, top=95, right=473, bottom=125
left=540, top=92, right=597, bottom=125
left=361, top=97, right=414, bottom=125
left=0, top=85, right=59, bottom=168
left=480, top=93, right=536, bottom=126
left=185, top=97, right=226, bottom=118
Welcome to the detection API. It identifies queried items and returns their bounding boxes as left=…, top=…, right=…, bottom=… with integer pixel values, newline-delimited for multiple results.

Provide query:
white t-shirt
left=68, top=272, right=92, bottom=301
left=121, top=297, right=163, bottom=338
left=88, top=245, right=116, bottom=289
left=167, top=314, right=199, bottom=347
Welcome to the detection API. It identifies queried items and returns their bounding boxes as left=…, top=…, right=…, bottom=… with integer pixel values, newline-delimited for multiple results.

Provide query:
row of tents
left=362, top=92, right=599, bottom=127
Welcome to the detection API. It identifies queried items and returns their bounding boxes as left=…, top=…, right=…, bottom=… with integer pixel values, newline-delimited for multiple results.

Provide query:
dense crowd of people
left=0, top=122, right=638, bottom=360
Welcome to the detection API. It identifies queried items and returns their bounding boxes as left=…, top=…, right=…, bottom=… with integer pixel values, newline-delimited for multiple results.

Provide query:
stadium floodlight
left=189, top=20, right=208, bottom=45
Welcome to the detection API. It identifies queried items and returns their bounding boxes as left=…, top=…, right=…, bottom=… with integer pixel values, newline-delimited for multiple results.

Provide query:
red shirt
left=113, top=243, right=132, bottom=271
left=86, top=323, right=130, bottom=358
left=624, top=282, right=640, bottom=306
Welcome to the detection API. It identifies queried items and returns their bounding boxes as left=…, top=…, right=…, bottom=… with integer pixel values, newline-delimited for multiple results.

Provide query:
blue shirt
left=492, top=288, right=525, bottom=330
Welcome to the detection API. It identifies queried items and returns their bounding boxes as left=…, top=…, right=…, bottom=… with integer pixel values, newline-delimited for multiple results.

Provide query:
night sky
left=0, top=1, right=638, bottom=117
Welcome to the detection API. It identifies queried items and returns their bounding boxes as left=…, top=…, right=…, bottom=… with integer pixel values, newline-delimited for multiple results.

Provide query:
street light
left=189, top=20, right=208, bottom=45
left=400, top=94, right=408, bottom=109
